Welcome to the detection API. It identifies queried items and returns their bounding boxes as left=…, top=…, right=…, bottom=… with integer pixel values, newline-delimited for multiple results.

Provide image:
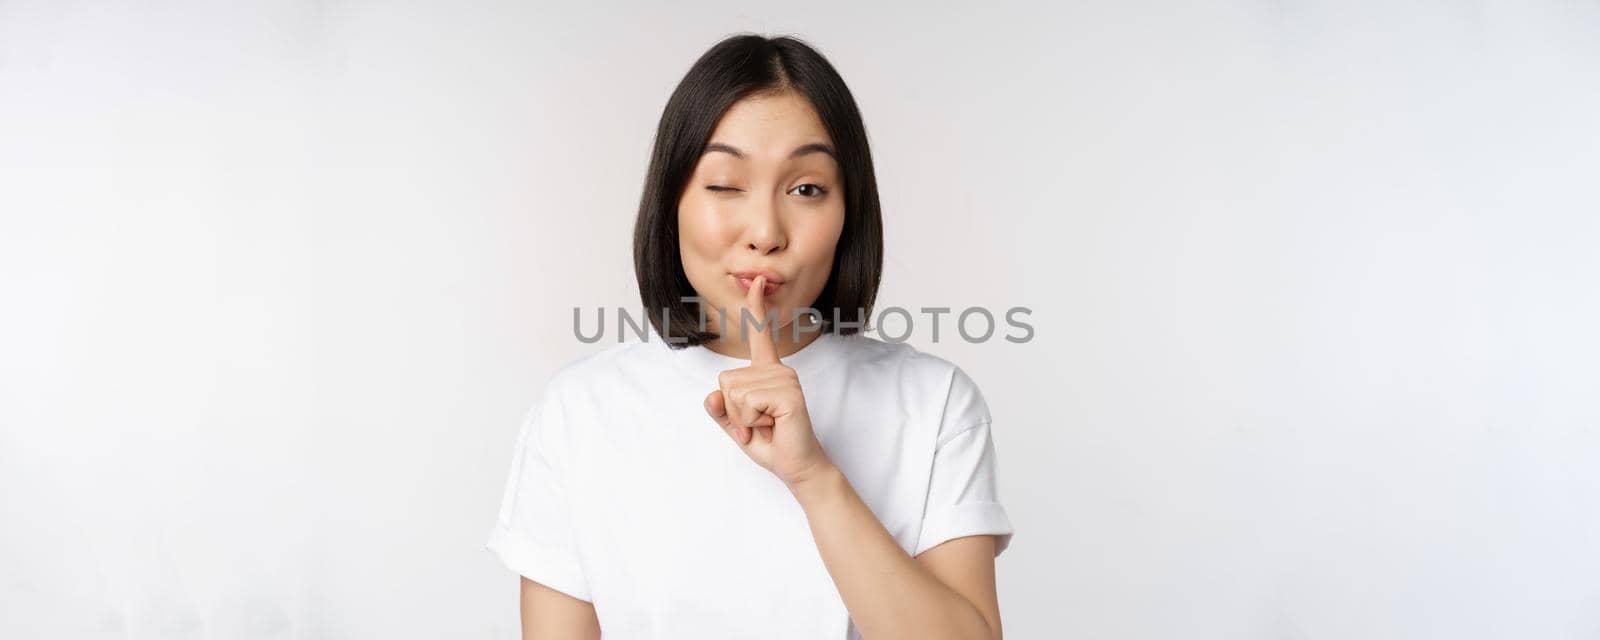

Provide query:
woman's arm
left=705, top=278, right=1004, bottom=638
left=518, top=577, right=601, bottom=640
left=791, top=465, right=1004, bottom=640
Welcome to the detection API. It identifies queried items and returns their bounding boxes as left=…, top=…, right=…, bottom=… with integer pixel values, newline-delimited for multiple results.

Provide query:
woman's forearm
left=789, top=464, right=995, bottom=640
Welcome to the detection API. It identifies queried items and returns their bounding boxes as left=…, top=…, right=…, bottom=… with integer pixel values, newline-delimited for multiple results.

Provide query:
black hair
left=632, top=33, right=883, bottom=348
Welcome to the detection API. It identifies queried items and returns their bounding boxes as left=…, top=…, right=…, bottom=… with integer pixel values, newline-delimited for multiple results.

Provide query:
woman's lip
left=730, top=270, right=785, bottom=284
left=733, top=274, right=782, bottom=296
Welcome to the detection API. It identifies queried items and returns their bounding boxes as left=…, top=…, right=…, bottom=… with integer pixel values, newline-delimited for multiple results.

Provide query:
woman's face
left=677, top=91, right=846, bottom=342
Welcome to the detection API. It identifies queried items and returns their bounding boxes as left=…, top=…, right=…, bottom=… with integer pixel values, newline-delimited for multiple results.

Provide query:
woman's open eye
left=789, top=183, right=828, bottom=198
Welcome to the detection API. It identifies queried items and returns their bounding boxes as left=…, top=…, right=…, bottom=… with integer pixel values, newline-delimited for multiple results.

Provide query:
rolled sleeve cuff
left=913, top=501, right=1015, bottom=558
left=485, top=523, right=592, bottom=602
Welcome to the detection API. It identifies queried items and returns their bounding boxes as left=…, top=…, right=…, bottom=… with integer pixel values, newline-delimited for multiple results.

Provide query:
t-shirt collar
left=663, top=330, right=844, bottom=377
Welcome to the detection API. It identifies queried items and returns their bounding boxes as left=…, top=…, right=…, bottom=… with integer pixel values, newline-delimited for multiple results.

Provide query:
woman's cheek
left=681, top=199, right=738, bottom=247
left=677, top=200, right=742, bottom=316
left=799, top=211, right=845, bottom=291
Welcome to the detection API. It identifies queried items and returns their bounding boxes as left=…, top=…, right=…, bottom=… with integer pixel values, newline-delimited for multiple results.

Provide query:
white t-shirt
left=485, top=330, right=1015, bottom=639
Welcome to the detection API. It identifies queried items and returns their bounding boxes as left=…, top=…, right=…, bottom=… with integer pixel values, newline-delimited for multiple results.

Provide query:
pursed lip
left=729, top=269, right=786, bottom=285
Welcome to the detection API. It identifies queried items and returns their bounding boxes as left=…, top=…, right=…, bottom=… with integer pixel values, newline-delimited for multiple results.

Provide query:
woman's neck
left=702, top=322, right=824, bottom=361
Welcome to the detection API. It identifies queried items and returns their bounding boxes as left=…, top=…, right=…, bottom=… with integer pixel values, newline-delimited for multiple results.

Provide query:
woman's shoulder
left=835, top=334, right=992, bottom=435
left=834, top=333, right=975, bottom=381
left=541, top=339, right=661, bottom=391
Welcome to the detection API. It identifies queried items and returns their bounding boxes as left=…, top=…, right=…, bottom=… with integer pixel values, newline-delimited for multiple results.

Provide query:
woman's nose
left=747, top=233, right=785, bottom=254
left=743, top=196, right=786, bottom=255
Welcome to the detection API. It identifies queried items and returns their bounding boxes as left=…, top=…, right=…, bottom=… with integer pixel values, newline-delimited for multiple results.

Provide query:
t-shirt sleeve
left=485, top=380, right=592, bottom=602
left=913, top=365, right=1016, bottom=558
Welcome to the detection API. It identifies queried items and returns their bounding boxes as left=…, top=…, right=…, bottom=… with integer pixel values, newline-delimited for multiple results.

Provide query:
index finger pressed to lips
left=746, top=275, right=779, bottom=365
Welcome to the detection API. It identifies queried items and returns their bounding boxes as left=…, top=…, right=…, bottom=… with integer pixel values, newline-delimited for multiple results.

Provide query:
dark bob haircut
left=632, top=33, right=883, bottom=348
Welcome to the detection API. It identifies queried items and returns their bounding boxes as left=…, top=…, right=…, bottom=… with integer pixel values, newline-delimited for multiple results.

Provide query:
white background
left=3, top=1, right=1598, bottom=638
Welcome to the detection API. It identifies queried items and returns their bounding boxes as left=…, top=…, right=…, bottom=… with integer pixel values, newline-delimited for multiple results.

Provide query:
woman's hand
left=703, top=275, right=835, bottom=490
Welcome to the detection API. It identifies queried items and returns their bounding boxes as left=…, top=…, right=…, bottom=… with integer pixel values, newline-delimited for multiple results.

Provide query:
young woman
left=487, top=34, right=1015, bottom=639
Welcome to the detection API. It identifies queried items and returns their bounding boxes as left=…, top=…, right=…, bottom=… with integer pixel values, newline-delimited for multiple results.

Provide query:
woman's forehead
left=704, top=94, right=834, bottom=159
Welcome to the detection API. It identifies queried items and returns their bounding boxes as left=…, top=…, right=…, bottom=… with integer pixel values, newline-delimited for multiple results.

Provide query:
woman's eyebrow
left=703, top=142, right=837, bottom=161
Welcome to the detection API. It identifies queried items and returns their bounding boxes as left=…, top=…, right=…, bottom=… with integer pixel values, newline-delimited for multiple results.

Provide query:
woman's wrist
left=786, top=461, right=846, bottom=507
